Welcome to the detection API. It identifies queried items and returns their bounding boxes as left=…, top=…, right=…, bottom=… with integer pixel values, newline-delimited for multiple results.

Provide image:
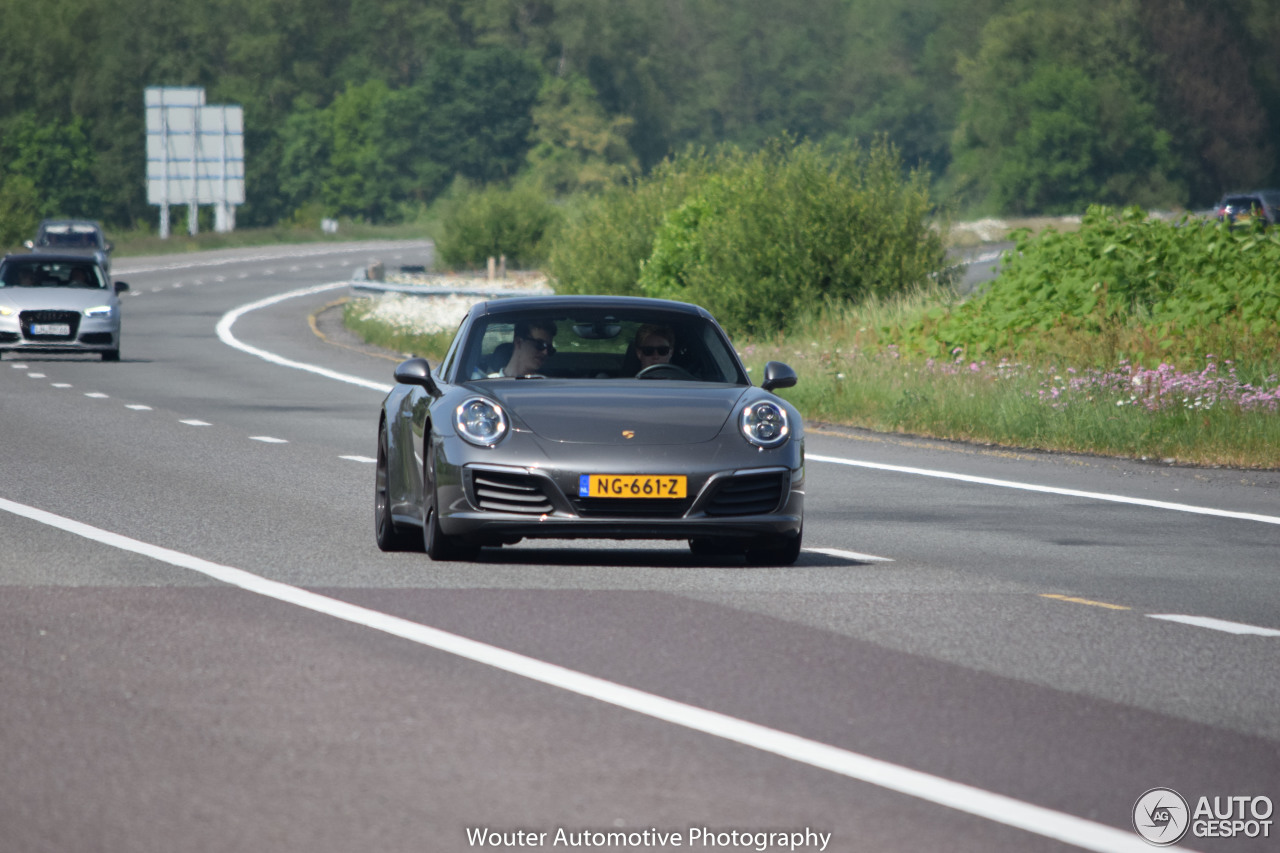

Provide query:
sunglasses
left=523, top=337, right=556, bottom=355
left=639, top=345, right=671, bottom=357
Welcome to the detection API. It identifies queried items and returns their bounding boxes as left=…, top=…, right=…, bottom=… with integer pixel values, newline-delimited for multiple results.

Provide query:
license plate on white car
left=32, top=323, right=72, bottom=336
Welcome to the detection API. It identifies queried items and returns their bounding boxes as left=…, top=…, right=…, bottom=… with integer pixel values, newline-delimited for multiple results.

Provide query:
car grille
left=470, top=470, right=554, bottom=515
left=20, top=310, right=80, bottom=341
left=703, top=472, right=787, bottom=516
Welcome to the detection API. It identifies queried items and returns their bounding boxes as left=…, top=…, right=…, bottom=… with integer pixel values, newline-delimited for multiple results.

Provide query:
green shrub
left=546, top=153, right=716, bottom=297
left=546, top=138, right=952, bottom=337
left=899, top=205, right=1280, bottom=367
left=435, top=180, right=561, bottom=269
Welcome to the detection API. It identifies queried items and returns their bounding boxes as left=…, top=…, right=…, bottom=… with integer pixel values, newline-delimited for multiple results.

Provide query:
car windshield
left=39, top=227, right=101, bottom=249
left=1, top=261, right=106, bottom=289
left=457, top=309, right=748, bottom=384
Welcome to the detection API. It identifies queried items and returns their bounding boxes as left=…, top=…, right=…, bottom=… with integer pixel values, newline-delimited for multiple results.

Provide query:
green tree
left=1137, top=0, right=1275, bottom=204
left=0, top=112, right=103, bottom=218
left=948, top=1, right=1183, bottom=215
left=524, top=73, right=637, bottom=195
left=0, top=174, right=40, bottom=249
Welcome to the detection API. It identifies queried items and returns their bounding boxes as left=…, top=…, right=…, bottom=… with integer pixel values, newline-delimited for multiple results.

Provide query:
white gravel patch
left=351, top=273, right=552, bottom=334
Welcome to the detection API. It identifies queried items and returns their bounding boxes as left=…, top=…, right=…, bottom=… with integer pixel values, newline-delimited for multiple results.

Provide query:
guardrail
left=347, top=264, right=551, bottom=299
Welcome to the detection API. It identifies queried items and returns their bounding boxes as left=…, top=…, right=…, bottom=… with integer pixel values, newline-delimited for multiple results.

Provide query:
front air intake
left=470, top=470, right=554, bottom=515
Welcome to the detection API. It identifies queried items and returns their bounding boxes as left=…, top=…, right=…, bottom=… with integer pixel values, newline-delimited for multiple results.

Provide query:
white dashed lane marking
left=250, top=436, right=288, bottom=444
left=804, top=547, right=894, bottom=563
left=85, top=392, right=109, bottom=399
left=126, top=405, right=152, bottom=411
left=340, top=455, right=376, bottom=464
left=180, top=419, right=212, bottom=427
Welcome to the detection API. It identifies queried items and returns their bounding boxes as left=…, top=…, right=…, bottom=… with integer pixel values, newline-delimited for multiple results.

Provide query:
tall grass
left=743, top=291, right=1280, bottom=469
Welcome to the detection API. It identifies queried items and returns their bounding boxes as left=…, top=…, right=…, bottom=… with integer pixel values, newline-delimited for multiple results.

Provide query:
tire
left=422, top=447, right=479, bottom=562
left=375, top=424, right=422, bottom=552
left=102, top=349, right=120, bottom=362
left=744, top=529, right=803, bottom=566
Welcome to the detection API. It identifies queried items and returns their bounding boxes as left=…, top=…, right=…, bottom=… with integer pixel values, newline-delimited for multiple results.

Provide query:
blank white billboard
left=146, top=87, right=244, bottom=206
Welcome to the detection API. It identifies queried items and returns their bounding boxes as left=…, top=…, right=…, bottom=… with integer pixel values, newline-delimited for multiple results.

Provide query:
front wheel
left=375, top=424, right=422, bottom=552
left=422, top=447, right=479, bottom=562
left=744, top=529, right=802, bottom=566
left=101, top=348, right=120, bottom=362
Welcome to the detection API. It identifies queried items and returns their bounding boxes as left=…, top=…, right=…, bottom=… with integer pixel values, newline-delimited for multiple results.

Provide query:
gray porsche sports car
left=0, top=253, right=129, bottom=361
left=375, top=295, right=804, bottom=564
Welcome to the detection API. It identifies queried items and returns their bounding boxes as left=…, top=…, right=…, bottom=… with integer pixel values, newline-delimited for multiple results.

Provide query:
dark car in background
left=375, top=295, right=805, bottom=564
left=0, top=253, right=129, bottom=361
left=24, top=219, right=114, bottom=271
left=1215, top=190, right=1280, bottom=229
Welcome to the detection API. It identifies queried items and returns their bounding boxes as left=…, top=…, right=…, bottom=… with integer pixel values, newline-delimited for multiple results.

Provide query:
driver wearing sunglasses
left=632, top=323, right=674, bottom=372
left=499, top=318, right=558, bottom=377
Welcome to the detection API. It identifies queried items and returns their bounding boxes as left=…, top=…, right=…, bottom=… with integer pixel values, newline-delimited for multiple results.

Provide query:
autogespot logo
left=1134, top=788, right=1191, bottom=846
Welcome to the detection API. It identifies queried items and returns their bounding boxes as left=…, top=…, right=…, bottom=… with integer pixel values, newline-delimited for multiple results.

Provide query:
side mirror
left=761, top=361, right=797, bottom=392
left=23, top=240, right=34, bottom=250
left=113, top=281, right=130, bottom=294
left=105, top=241, right=115, bottom=252
left=393, top=357, right=440, bottom=395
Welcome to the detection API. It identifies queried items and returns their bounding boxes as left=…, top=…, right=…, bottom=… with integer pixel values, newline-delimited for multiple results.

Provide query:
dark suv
left=1215, top=190, right=1280, bottom=229
left=24, top=219, right=114, bottom=271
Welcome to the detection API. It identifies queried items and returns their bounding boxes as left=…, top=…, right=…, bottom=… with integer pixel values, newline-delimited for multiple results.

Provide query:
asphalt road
left=2, top=242, right=1277, bottom=853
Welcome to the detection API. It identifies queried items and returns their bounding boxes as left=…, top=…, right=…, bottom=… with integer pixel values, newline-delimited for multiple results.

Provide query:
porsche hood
left=483, top=381, right=751, bottom=445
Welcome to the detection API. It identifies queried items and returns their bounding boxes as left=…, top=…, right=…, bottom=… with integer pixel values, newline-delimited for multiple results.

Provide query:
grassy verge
left=107, top=221, right=435, bottom=258
left=739, top=283, right=1280, bottom=469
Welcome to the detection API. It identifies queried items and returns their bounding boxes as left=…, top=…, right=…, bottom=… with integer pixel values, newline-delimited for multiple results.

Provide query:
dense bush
left=435, top=181, right=561, bottom=270
left=547, top=138, right=951, bottom=337
left=900, top=206, right=1280, bottom=367
left=544, top=153, right=716, bottom=298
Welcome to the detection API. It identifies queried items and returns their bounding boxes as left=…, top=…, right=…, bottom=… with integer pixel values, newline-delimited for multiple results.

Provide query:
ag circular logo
left=1134, top=788, right=1190, bottom=846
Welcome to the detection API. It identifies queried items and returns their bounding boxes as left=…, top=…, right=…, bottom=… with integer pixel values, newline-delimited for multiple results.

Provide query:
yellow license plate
left=579, top=474, right=687, bottom=499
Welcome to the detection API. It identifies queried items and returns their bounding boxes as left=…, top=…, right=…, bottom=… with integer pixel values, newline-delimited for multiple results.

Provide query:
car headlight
left=455, top=397, right=508, bottom=446
left=83, top=305, right=115, bottom=318
left=740, top=400, right=789, bottom=448
left=0, top=306, right=14, bottom=316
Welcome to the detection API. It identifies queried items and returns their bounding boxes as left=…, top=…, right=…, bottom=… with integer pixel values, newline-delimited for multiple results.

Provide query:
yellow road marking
left=1040, top=593, right=1131, bottom=611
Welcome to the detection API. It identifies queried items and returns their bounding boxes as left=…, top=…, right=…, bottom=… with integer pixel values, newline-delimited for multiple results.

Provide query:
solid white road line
left=1147, top=614, right=1280, bottom=637
left=808, top=454, right=1280, bottom=526
left=0, top=494, right=1175, bottom=853
left=215, top=283, right=394, bottom=394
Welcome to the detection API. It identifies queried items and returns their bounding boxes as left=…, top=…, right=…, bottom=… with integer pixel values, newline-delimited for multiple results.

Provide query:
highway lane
left=2, top=243, right=1278, bottom=853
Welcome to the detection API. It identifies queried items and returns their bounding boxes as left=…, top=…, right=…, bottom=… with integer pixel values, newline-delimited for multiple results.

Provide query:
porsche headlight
left=740, top=400, right=789, bottom=448
left=455, top=397, right=508, bottom=446
left=83, top=305, right=115, bottom=318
